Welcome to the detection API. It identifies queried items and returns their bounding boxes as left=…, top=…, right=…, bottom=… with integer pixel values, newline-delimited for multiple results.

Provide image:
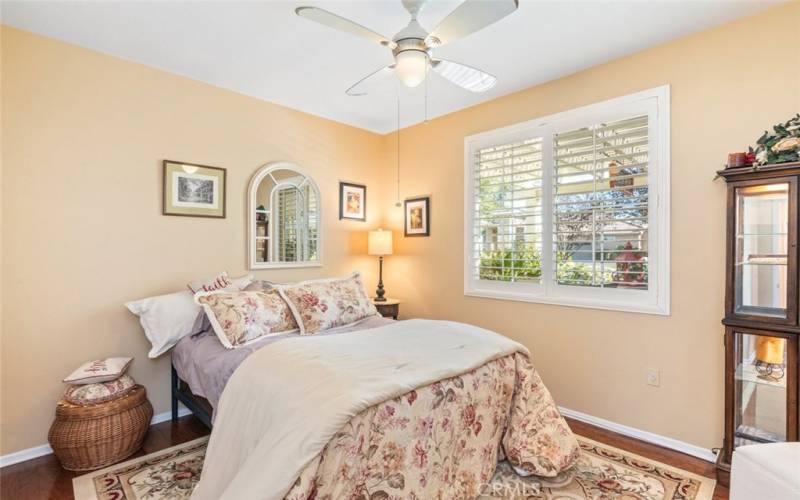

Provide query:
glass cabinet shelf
left=735, top=258, right=788, bottom=266
left=737, top=233, right=788, bottom=236
left=735, top=362, right=787, bottom=389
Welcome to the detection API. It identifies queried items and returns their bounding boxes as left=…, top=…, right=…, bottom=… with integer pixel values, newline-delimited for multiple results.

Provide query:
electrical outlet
left=646, top=369, right=660, bottom=387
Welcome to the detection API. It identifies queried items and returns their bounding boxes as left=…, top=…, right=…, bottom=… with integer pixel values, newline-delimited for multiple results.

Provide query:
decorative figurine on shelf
left=718, top=115, right=800, bottom=178
left=256, top=205, right=266, bottom=222
left=749, top=114, right=800, bottom=167
left=726, top=152, right=748, bottom=168
left=754, top=336, right=786, bottom=382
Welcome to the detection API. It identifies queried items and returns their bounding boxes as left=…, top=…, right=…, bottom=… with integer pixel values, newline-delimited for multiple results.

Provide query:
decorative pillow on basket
left=195, top=289, right=299, bottom=348
left=276, top=272, right=379, bottom=335
left=64, top=375, right=136, bottom=405
left=63, top=357, right=133, bottom=385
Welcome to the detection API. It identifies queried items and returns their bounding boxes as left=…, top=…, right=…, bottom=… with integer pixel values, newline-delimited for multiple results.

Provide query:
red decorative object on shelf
left=727, top=152, right=748, bottom=168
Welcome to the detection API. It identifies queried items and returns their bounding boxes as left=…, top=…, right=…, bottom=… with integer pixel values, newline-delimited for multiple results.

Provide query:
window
left=475, top=138, right=543, bottom=283
left=553, top=115, right=649, bottom=289
left=464, top=87, right=669, bottom=314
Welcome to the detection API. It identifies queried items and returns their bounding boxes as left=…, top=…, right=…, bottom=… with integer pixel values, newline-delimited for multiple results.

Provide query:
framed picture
left=404, top=196, right=430, bottom=237
left=163, top=160, right=226, bottom=218
left=339, top=182, right=366, bottom=221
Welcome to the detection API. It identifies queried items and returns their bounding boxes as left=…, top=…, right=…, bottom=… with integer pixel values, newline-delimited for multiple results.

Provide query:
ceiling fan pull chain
left=396, top=95, right=402, bottom=207
left=424, top=63, right=429, bottom=124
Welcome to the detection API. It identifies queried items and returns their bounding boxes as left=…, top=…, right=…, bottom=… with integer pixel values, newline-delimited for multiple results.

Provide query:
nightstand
left=372, top=298, right=400, bottom=320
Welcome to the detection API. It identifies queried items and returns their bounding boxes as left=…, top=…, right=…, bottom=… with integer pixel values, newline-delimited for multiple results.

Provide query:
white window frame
left=464, top=86, right=670, bottom=315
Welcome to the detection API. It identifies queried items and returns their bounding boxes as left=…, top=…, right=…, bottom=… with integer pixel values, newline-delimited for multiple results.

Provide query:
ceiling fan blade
left=295, top=7, right=396, bottom=49
left=346, top=66, right=396, bottom=96
left=431, top=59, right=497, bottom=92
left=426, top=0, right=518, bottom=47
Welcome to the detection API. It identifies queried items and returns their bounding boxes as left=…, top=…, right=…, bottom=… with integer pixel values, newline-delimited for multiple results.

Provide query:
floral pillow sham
left=195, top=290, right=299, bottom=348
left=276, top=272, right=379, bottom=335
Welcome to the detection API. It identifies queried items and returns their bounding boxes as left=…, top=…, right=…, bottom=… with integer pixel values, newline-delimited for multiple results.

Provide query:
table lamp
left=368, top=229, right=393, bottom=302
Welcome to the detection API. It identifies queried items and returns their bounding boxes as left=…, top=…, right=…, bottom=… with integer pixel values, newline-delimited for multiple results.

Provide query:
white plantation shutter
left=306, top=187, right=319, bottom=260
left=553, top=115, right=649, bottom=289
left=277, top=188, right=299, bottom=262
left=472, top=138, right=543, bottom=283
left=464, top=87, right=668, bottom=314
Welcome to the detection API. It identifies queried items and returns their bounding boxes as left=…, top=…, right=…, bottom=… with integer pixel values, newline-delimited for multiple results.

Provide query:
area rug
left=73, top=435, right=715, bottom=499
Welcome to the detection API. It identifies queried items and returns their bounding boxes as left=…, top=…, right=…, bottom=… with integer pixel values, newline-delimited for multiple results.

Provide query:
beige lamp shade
left=368, top=229, right=393, bottom=256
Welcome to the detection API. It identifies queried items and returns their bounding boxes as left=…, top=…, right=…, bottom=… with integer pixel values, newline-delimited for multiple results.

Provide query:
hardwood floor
left=0, top=416, right=727, bottom=499
left=0, top=416, right=210, bottom=500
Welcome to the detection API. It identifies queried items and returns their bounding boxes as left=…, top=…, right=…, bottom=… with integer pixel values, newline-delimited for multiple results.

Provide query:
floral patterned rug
left=73, top=435, right=715, bottom=500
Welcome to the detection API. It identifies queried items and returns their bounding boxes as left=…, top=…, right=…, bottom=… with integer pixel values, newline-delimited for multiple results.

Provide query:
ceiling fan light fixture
left=394, top=50, right=428, bottom=88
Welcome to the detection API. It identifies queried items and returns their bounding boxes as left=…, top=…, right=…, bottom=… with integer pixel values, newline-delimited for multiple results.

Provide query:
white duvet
left=191, top=319, right=527, bottom=500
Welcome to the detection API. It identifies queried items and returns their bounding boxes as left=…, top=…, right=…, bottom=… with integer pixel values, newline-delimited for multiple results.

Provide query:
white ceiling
left=1, top=1, right=780, bottom=133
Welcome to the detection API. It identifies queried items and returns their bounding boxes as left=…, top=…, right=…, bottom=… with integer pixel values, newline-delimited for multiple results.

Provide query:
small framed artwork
left=339, top=182, right=366, bottom=221
left=404, top=196, right=430, bottom=237
left=163, top=160, right=226, bottom=218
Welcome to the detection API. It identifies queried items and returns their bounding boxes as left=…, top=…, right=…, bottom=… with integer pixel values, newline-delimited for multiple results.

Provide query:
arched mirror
left=248, top=162, right=321, bottom=269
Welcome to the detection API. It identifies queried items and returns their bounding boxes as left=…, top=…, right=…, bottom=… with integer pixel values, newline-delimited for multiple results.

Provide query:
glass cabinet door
left=733, top=181, right=796, bottom=322
left=731, top=330, right=796, bottom=449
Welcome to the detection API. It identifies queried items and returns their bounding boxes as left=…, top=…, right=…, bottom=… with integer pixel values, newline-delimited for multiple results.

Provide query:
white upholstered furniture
left=730, top=442, right=800, bottom=500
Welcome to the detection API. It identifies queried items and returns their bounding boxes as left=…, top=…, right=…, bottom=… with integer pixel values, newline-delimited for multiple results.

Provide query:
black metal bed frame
left=171, top=364, right=213, bottom=429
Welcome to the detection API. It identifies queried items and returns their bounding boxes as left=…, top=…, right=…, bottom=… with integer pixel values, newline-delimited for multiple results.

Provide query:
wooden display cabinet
left=716, top=162, right=800, bottom=486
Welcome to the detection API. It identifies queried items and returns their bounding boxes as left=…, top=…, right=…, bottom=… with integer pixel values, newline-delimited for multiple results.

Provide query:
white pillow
left=127, top=274, right=254, bottom=358
left=126, top=291, right=206, bottom=358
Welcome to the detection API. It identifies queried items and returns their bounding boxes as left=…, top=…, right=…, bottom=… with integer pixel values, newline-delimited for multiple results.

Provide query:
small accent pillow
left=64, top=375, right=136, bottom=405
left=187, top=272, right=254, bottom=293
left=195, top=290, right=299, bottom=348
left=63, top=357, right=133, bottom=385
left=276, top=272, right=379, bottom=335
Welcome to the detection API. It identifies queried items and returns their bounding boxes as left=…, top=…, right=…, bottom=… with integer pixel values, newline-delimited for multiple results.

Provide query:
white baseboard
left=0, top=407, right=192, bottom=469
left=1, top=405, right=717, bottom=468
left=559, top=406, right=718, bottom=463
left=0, top=443, right=55, bottom=469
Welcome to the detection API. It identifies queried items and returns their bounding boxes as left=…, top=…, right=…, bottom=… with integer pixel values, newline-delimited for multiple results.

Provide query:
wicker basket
left=48, top=385, right=153, bottom=471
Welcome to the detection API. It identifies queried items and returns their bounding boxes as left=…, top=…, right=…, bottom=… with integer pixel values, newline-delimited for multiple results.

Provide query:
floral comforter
left=192, top=320, right=579, bottom=500
left=286, top=352, right=579, bottom=499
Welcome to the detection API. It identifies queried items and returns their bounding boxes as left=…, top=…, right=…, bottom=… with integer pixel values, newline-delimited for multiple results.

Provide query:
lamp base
left=374, top=256, right=387, bottom=302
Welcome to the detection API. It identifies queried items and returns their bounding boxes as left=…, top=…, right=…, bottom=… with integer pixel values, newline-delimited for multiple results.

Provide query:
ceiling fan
left=295, top=0, right=518, bottom=96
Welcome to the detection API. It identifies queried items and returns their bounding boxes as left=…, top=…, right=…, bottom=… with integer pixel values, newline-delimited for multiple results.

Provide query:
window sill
left=250, top=261, right=323, bottom=270
left=464, top=289, right=670, bottom=316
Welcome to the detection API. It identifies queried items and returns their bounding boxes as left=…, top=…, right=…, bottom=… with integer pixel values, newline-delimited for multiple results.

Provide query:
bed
left=170, top=315, right=394, bottom=428
left=171, top=315, right=579, bottom=499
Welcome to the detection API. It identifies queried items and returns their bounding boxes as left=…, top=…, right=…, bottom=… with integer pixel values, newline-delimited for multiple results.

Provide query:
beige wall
left=1, top=3, right=799, bottom=457
left=379, top=3, right=799, bottom=450
left=0, top=26, right=387, bottom=455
